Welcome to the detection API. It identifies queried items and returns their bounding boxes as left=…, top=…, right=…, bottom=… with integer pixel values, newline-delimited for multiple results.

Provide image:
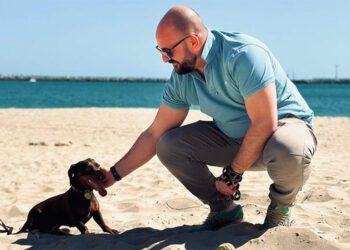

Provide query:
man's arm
left=216, top=83, right=278, bottom=196
left=232, top=82, right=278, bottom=173
left=103, top=104, right=189, bottom=187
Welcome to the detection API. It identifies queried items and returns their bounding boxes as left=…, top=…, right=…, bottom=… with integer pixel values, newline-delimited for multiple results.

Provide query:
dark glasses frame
left=156, top=34, right=196, bottom=60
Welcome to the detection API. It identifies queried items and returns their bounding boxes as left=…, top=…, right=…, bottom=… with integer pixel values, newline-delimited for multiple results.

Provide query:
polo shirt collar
left=201, top=29, right=217, bottom=64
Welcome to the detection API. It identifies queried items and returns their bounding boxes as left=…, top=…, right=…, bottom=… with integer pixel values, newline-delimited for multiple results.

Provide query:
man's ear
left=190, top=34, right=200, bottom=52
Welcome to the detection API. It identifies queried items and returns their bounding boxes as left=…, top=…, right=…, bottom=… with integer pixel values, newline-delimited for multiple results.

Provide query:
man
left=103, top=6, right=317, bottom=230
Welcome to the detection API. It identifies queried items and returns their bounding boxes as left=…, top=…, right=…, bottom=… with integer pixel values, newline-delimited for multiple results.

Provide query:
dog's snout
left=97, top=171, right=105, bottom=180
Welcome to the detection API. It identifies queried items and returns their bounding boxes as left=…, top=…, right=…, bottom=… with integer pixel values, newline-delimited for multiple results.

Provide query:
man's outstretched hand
left=100, top=166, right=116, bottom=188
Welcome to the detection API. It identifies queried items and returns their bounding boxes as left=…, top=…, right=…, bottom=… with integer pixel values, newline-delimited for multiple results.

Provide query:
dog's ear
left=68, top=164, right=77, bottom=186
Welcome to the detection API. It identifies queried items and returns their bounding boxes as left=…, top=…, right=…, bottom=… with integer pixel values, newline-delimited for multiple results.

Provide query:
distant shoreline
left=1, top=75, right=350, bottom=84
left=0, top=76, right=166, bottom=83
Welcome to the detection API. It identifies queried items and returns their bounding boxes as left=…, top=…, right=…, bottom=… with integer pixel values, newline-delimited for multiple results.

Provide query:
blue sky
left=1, top=0, right=349, bottom=79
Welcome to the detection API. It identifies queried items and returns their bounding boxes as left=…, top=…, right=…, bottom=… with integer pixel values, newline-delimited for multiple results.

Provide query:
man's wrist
left=231, top=163, right=245, bottom=174
left=223, top=166, right=243, bottom=182
left=220, top=166, right=243, bottom=200
left=110, top=165, right=122, bottom=181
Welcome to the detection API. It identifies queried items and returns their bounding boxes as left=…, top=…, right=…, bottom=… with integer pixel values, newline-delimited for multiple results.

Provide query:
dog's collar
left=83, top=190, right=92, bottom=200
left=70, top=185, right=93, bottom=200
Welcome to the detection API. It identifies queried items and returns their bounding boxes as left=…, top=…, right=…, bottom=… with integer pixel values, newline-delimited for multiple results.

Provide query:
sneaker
left=261, top=204, right=291, bottom=229
left=197, top=205, right=244, bottom=231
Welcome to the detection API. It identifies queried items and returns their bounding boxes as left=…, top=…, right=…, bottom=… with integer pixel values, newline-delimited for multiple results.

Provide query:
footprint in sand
left=54, top=142, right=72, bottom=147
left=165, top=198, right=201, bottom=210
left=300, top=188, right=333, bottom=203
left=41, top=185, right=55, bottom=192
left=28, top=142, right=48, bottom=146
left=7, top=205, right=25, bottom=217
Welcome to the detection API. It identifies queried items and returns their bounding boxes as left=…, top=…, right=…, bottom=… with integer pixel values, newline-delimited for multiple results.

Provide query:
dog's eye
left=84, top=169, right=95, bottom=175
left=97, top=172, right=105, bottom=180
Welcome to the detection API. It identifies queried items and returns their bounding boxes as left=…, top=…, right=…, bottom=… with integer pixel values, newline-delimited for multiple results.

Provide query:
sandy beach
left=0, top=108, right=349, bottom=249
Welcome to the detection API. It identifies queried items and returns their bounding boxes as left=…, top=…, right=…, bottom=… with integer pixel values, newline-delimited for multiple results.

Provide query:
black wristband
left=222, top=166, right=243, bottom=185
left=221, top=166, right=243, bottom=201
left=110, top=166, right=122, bottom=181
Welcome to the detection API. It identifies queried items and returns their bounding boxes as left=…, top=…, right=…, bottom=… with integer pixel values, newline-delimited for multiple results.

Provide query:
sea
left=0, top=80, right=349, bottom=117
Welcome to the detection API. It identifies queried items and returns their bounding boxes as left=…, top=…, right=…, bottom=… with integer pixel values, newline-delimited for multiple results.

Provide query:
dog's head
left=68, top=158, right=107, bottom=196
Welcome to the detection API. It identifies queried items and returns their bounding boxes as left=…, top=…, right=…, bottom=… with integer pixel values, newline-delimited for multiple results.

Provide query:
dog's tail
left=13, top=219, right=31, bottom=234
left=0, top=217, right=34, bottom=235
left=0, top=218, right=13, bottom=235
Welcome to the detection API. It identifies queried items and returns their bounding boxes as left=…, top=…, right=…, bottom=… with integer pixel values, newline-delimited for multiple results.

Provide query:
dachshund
left=0, top=158, right=118, bottom=235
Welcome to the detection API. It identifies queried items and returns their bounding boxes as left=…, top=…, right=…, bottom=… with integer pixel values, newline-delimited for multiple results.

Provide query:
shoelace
left=266, top=207, right=290, bottom=226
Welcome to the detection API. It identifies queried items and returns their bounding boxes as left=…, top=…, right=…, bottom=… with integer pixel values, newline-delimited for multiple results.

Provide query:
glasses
left=156, top=34, right=194, bottom=60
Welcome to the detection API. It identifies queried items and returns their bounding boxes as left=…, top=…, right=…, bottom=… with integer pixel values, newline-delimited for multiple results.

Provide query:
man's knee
left=263, top=144, right=305, bottom=182
left=262, top=120, right=316, bottom=178
left=156, top=130, right=182, bottom=167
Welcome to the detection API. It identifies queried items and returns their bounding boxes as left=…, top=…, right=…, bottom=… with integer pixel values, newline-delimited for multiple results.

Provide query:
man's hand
left=100, top=166, right=116, bottom=188
left=215, top=178, right=238, bottom=196
left=215, top=166, right=243, bottom=200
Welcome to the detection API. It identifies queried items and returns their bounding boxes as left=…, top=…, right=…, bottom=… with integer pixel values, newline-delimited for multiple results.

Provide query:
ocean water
left=0, top=80, right=349, bottom=117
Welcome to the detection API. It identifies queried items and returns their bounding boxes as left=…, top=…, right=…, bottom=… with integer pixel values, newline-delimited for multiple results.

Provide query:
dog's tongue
left=88, top=179, right=107, bottom=197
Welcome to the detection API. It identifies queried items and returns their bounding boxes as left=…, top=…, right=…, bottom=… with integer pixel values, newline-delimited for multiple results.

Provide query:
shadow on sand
left=13, top=222, right=266, bottom=249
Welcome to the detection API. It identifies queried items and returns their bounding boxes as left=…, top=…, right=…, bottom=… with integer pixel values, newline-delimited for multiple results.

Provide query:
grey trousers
left=156, top=117, right=318, bottom=212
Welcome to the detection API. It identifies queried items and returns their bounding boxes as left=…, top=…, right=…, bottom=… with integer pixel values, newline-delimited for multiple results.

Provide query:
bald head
left=156, top=6, right=208, bottom=74
left=156, top=6, right=206, bottom=38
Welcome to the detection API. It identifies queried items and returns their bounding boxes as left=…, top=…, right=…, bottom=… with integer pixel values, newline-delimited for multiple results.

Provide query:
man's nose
left=162, top=54, right=170, bottom=63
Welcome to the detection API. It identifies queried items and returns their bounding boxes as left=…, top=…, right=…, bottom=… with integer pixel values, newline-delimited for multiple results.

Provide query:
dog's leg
left=75, top=221, right=90, bottom=234
left=92, top=211, right=119, bottom=234
left=48, top=226, right=72, bottom=235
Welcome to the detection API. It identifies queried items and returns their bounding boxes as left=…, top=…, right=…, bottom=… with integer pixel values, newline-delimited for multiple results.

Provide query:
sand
left=0, top=108, right=349, bottom=249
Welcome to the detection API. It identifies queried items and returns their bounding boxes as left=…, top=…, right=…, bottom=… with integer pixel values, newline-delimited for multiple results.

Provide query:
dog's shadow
left=13, top=222, right=267, bottom=249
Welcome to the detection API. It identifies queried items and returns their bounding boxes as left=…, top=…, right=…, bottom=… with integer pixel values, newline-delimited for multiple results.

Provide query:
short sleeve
left=229, top=45, right=275, bottom=100
left=161, top=72, right=190, bottom=110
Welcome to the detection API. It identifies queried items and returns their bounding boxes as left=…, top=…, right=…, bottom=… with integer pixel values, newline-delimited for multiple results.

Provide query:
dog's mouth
left=80, top=175, right=107, bottom=197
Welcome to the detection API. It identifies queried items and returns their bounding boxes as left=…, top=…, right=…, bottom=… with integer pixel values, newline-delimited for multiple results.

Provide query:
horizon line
left=1, top=74, right=350, bottom=84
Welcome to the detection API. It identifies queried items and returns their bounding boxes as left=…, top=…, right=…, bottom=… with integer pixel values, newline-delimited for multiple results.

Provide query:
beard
left=169, top=49, right=197, bottom=75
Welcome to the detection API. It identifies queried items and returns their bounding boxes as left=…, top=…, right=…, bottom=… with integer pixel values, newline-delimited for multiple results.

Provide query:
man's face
left=169, top=46, right=197, bottom=75
left=156, top=31, right=198, bottom=75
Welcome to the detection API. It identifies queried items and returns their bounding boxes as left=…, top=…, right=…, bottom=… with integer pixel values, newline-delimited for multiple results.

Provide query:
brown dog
left=0, top=158, right=118, bottom=235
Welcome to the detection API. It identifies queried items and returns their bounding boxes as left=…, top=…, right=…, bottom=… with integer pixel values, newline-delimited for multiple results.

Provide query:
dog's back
left=15, top=191, right=73, bottom=233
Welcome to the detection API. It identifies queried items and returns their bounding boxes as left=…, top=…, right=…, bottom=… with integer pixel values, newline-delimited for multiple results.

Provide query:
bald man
left=103, top=6, right=317, bottom=231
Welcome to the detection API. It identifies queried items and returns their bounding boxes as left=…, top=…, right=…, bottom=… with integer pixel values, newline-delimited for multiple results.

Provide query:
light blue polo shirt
left=161, top=29, right=313, bottom=138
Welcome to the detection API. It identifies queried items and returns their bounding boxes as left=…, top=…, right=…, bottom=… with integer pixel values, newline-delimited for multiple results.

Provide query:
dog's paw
left=104, top=228, right=119, bottom=234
